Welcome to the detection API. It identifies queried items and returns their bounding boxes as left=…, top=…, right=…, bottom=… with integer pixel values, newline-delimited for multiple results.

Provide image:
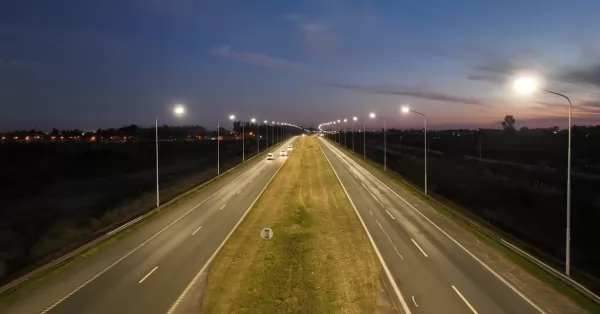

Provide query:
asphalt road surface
left=317, top=137, right=545, bottom=314
left=3, top=137, right=298, bottom=314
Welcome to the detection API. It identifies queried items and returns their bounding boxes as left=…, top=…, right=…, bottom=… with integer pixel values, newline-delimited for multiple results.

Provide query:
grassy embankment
left=202, top=136, right=381, bottom=313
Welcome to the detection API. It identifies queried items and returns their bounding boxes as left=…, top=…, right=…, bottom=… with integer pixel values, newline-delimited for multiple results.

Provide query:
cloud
left=559, top=64, right=600, bottom=89
left=211, top=45, right=305, bottom=72
left=327, top=83, right=487, bottom=106
left=302, top=23, right=324, bottom=32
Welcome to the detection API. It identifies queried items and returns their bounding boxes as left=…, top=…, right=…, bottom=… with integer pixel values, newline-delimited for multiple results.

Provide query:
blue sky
left=1, top=0, right=600, bottom=130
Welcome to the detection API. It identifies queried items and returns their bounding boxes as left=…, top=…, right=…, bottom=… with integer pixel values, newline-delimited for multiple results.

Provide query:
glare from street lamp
left=229, top=114, right=236, bottom=120
left=251, top=118, right=256, bottom=123
left=401, top=106, right=410, bottom=113
left=514, top=76, right=538, bottom=94
left=343, top=118, right=347, bottom=122
left=353, top=116, right=357, bottom=121
left=337, top=119, right=341, bottom=123
left=369, top=112, right=376, bottom=118
left=264, top=120, right=267, bottom=123
left=173, top=105, right=185, bottom=116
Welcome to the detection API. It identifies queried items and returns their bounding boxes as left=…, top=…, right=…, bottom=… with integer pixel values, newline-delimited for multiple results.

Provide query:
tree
left=501, top=115, right=516, bottom=131
left=519, top=126, right=530, bottom=132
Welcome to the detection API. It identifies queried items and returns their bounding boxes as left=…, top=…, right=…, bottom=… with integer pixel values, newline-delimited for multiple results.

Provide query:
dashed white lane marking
left=361, top=183, right=384, bottom=208
left=411, top=238, right=429, bottom=258
left=376, top=220, right=404, bottom=260
left=452, top=285, right=479, bottom=314
left=220, top=204, right=227, bottom=210
left=191, top=226, right=202, bottom=235
left=138, top=266, right=158, bottom=284
left=385, top=209, right=395, bottom=220
left=248, top=179, right=252, bottom=183
left=369, top=210, right=373, bottom=215
left=257, top=172, right=260, bottom=176
left=354, top=174, right=358, bottom=179
left=322, top=140, right=546, bottom=314
left=412, top=296, right=419, bottom=308
left=237, top=190, right=241, bottom=195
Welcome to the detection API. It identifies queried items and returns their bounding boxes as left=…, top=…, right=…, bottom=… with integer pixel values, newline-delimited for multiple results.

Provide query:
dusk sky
left=1, top=0, right=600, bottom=131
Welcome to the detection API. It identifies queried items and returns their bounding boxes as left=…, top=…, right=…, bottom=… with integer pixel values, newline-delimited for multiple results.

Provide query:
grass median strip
left=201, top=136, right=381, bottom=313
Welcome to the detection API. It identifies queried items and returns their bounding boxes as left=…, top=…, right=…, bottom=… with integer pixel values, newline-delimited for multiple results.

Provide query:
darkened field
left=0, top=138, right=280, bottom=283
left=328, top=129, right=600, bottom=293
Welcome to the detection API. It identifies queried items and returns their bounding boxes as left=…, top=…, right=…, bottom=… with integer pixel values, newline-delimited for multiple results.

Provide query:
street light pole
left=343, top=118, right=347, bottom=147
left=543, top=88, right=573, bottom=276
left=155, top=117, right=159, bottom=208
left=156, top=104, right=185, bottom=208
left=402, top=107, right=428, bottom=195
left=217, top=121, right=220, bottom=175
left=352, top=116, right=357, bottom=152
left=513, top=77, right=573, bottom=276
left=370, top=113, right=386, bottom=171
left=242, top=122, right=245, bottom=162
left=363, top=122, right=366, bottom=159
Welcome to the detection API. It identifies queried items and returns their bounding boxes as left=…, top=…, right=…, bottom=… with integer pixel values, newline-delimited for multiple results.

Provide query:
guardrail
left=326, top=138, right=600, bottom=305
left=0, top=138, right=290, bottom=295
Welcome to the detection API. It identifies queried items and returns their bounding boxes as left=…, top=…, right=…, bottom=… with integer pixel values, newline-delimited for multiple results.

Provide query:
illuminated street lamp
left=251, top=118, right=258, bottom=155
left=343, top=118, right=348, bottom=147
left=514, top=75, right=573, bottom=276
left=370, top=112, right=387, bottom=171
left=156, top=104, right=186, bottom=208
left=264, top=120, right=268, bottom=149
left=402, top=106, right=428, bottom=195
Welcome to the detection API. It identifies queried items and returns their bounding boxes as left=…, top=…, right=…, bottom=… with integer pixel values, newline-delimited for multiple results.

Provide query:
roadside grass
left=201, top=136, right=381, bottom=314
left=0, top=147, right=273, bottom=310
left=328, top=139, right=600, bottom=313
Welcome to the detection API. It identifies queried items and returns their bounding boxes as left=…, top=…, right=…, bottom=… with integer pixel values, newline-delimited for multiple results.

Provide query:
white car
left=280, top=150, right=288, bottom=156
left=288, top=144, right=293, bottom=149
left=267, top=153, right=274, bottom=160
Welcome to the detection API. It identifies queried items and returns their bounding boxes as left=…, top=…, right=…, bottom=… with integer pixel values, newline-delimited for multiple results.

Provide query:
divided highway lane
left=317, top=138, right=544, bottom=314
left=4, top=137, right=298, bottom=314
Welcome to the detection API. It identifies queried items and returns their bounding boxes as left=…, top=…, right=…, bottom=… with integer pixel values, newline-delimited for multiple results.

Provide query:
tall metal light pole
left=363, top=121, right=366, bottom=159
left=336, top=119, right=341, bottom=143
left=402, top=106, right=428, bottom=195
left=264, top=120, right=268, bottom=150
left=514, top=76, right=573, bottom=276
left=156, top=104, right=185, bottom=208
left=352, top=116, right=357, bottom=152
left=370, top=113, right=386, bottom=171
left=343, top=118, right=348, bottom=147
left=251, top=118, right=258, bottom=156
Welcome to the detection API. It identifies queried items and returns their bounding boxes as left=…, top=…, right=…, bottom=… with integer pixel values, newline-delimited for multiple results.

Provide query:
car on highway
left=267, top=153, right=274, bottom=160
left=287, top=144, right=293, bottom=149
left=280, top=150, right=288, bottom=156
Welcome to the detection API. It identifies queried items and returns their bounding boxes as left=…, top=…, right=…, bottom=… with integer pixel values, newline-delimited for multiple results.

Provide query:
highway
left=317, top=137, right=545, bottom=314
left=2, top=137, right=298, bottom=314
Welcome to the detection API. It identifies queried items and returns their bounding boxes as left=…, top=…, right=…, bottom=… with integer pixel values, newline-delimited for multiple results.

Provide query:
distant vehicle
left=267, top=153, right=274, bottom=160
left=280, top=150, right=288, bottom=156
left=287, top=144, right=293, bottom=149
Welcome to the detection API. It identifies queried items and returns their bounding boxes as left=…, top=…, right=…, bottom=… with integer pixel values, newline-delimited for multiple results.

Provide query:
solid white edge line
left=323, top=139, right=547, bottom=314
left=191, top=226, right=202, bottom=236
left=219, top=204, right=227, bottom=210
left=411, top=239, right=429, bottom=258
left=39, top=139, right=296, bottom=314
left=138, top=266, right=158, bottom=284
left=385, top=209, right=396, bottom=220
left=452, top=285, right=479, bottom=314
left=316, top=139, right=412, bottom=314
left=166, top=138, right=297, bottom=314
